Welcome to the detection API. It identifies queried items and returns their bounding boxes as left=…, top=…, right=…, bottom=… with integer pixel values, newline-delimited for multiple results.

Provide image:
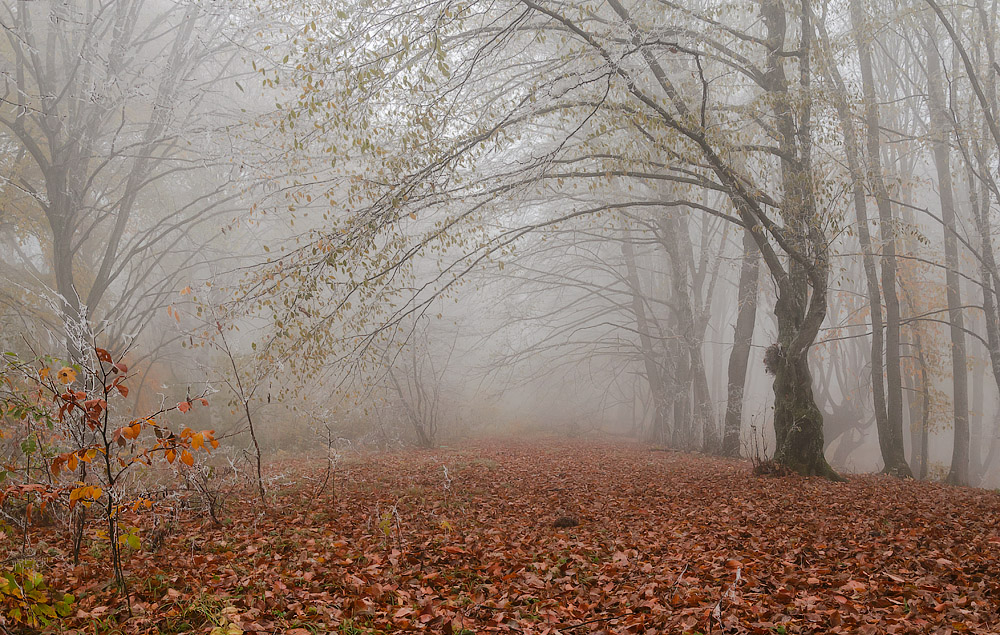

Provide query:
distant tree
left=385, top=318, right=459, bottom=447
left=0, top=0, right=249, bottom=357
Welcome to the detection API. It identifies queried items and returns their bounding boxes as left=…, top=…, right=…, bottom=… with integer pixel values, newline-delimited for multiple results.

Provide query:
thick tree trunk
left=761, top=0, right=841, bottom=480
left=770, top=347, right=834, bottom=478
left=770, top=281, right=842, bottom=480
left=722, top=227, right=759, bottom=457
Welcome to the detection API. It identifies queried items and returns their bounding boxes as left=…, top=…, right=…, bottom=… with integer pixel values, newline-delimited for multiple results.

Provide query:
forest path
left=59, top=439, right=1000, bottom=634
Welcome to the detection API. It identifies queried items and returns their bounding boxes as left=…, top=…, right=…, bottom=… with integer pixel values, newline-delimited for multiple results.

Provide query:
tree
left=255, top=0, right=844, bottom=477
left=722, top=228, right=759, bottom=457
left=0, top=0, right=247, bottom=358
left=848, top=0, right=911, bottom=477
left=385, top=318, right=459, bottom=447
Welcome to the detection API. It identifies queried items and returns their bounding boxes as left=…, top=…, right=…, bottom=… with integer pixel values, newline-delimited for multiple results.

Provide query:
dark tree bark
left=722, top=227, right=760, bottom=457
left=758, top=0, right=841, bottom=479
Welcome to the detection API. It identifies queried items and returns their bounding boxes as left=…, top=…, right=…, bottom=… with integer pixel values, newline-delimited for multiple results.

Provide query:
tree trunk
left=761, top=0, right=841, bottom=480
left=722, top=227, right=760, bottom=457
left=670, top=341, right=692, bottom=449
left=966, top=158, right=1000, bottom=483
left=621, top=232, right=670, bottom=444
left=818, top=16, right=894, bottom=474
left=691, top=347, right=719, bottom=453
left=657, top=214, right=717, bottom=452
left=769, top=281, right=841, bottom=480
left=849, top=0, right=911, bottom=477
left=924, top=29, right=971, bottom=485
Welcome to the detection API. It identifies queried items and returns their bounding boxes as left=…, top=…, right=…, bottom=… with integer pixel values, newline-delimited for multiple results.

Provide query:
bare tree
left=0, top=0, right=248, bottom=357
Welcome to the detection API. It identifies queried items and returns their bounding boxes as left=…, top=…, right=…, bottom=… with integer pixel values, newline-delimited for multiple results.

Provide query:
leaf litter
left=33, top=440, right=1000, bottom=634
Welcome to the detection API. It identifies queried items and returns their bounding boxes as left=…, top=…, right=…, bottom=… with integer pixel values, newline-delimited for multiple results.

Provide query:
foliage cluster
left=0, top=345, right=220, bottom=627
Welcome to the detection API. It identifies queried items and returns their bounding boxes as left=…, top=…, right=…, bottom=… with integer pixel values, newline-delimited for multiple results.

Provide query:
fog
left=4, top=0, right=1000, bottom=489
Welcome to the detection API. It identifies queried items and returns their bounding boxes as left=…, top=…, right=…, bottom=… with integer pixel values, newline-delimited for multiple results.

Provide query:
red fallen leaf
left=839, top=579, right=867, bottom=594
left=775, top=592, right=794, bottom=603
left=394, top=607, right=414, bottom=618
left=524, top=573, right=545, bottom=588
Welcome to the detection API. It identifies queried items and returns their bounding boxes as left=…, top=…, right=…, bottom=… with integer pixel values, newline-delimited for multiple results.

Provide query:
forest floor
left=20, top=439, right=1000, bottom=634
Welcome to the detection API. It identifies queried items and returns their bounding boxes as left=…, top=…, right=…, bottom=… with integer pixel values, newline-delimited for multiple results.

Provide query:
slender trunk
left=966, top=166, right=1000, bottom=482
left=916, top=332, right=932, bottom=480
left=818, top=17, right=892, bottom=473
left=71, top=463, right=87, bottom=566
left=657, top=214, right=716, bottom=452
left=971, top=349, right=985, bottom=481
left=670, top=340, right=692, bottom=449
left=621, top=233, right=670, bottom=444
left=691, top=347, right=719, bottom=453
left=924, top=31, right=971, bottom=485
left=960, top=0, right=1000, bottom=485
left=900, top=275, right=933, bottom=479
left=849, top=0, right=911, bottom=476
left=722, top=228, right=760, bottom=457
left=981, top=417, right=1000, bottom=482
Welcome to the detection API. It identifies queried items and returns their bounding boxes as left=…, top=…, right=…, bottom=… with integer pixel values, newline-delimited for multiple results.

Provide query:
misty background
left=2, top=0, right=999, bottom=487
